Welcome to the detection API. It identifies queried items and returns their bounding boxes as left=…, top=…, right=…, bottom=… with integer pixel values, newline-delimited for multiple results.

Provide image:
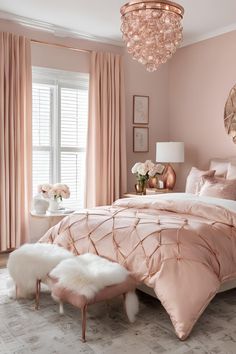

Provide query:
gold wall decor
left=224, top=84, right=236, bottom=143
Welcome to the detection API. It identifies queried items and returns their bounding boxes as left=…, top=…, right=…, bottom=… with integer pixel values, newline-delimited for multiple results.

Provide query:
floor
left=0, top=253, right=8, bottom=268
left=1, top=268, right=236, bottom=354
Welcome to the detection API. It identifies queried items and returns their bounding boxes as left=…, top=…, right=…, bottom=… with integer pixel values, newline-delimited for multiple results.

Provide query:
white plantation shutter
left=32, top=67, right=89, bottom=209
left=32, top=84, right=52, bottom=194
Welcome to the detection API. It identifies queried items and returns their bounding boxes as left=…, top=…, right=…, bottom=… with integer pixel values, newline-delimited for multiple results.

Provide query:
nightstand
left=30, top=210, right=74, bottom=243
left=123, top=188, right=173, bottom=198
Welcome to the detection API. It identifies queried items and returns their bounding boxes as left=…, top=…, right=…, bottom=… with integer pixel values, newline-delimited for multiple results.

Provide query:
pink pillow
left=185, top=167, right=215, bottom=194
left=199, top=176, right=236, bottom=200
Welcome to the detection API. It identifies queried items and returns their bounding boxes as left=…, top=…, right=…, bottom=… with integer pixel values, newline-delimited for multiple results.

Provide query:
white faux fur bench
left=7, top=243, right=74, bottom=304
left=47, top=254, right=139, bottom=342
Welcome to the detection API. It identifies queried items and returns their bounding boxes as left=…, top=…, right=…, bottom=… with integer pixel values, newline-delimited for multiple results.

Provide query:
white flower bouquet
left=131, top=160, right=165, bottom=193
left=131, top=160, right=165, bottom=180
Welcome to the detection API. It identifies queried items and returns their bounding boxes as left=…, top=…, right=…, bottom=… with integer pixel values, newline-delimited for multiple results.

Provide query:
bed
left=39, top=159, right=236, bottom=340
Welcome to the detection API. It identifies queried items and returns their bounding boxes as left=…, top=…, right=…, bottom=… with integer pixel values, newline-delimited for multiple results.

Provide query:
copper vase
left=148, top=176, right=158, bottom=188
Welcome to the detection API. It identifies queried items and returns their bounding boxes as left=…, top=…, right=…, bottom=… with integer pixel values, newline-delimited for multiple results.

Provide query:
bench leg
left=81, top=305, right=87, bottom=343
left=59, top=301, right=64, bottom=315
left=35, top=279, right=41, bottom=310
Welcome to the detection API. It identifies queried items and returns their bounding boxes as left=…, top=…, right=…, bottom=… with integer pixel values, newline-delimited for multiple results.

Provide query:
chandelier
left=120, top=0, right=184, bottom=72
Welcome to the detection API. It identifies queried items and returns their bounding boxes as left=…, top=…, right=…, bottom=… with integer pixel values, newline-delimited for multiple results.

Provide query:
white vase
left=48, top=199, right=60, bottom=213
left=33, top=196, right=49, bottom=215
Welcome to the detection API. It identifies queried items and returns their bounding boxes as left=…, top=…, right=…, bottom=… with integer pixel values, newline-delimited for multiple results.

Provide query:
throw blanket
left=39, top=195, right=236, bottom=340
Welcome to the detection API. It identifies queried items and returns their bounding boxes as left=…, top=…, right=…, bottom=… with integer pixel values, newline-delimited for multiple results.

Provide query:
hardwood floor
left=0, top=253, right=8, bottom=268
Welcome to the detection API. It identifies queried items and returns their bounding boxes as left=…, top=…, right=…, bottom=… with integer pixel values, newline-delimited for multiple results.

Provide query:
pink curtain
left=85, top=52, right=127, bottom=207
left=0, top=32, right=32, bottom=251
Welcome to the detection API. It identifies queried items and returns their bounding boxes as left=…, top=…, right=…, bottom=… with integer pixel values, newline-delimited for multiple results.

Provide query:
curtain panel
left=0, top=32, right=32, bottom=251
left=85, top=51, right=127, bottom=207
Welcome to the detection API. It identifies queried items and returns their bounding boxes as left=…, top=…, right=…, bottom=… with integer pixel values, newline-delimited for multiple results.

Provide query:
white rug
left=0, top=268, right=236, bottom=354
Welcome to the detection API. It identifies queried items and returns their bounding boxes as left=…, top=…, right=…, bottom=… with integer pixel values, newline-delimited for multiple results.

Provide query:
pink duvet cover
left=39, top=196, right=236, bottom=339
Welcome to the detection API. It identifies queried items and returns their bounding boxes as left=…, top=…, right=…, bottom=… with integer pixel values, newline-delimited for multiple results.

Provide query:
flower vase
left=148, top=176, right=158, bottom=188
left=48, top=199, right=60, bottom=213
left=135, top=180, right=147, bottom=195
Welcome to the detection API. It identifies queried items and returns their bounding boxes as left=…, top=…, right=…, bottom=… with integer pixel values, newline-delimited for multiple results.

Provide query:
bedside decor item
left=224, top=83, right=236, bottom=143
left=133, top=95, right=149, bottom=124
left=156, top=142, right=184, bottom=189
left=132, top=160, right=152, bottom=194
left=37, top=183, right=70, bottom=213
left=48, top=183, right=70, bottom=212
left=33, top=196, right=49, bottom=215
left=148, top=163, right=165, bottom=188
left=120, top=0, right=184, bottom=72
left=131, top=160, right=163, bottom=194
left=133, top=127, right=149, bottom=152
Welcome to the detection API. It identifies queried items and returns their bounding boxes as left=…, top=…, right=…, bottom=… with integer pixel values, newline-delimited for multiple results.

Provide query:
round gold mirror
left=224, top=84, right=236, bottom=143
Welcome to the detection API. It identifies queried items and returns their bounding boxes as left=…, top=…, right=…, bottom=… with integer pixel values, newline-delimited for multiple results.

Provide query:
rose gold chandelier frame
left=120, top=0, right=184, bottom=18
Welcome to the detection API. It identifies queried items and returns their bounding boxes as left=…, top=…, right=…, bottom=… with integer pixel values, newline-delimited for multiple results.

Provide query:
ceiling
left=0, top=0, right=236, bottom=46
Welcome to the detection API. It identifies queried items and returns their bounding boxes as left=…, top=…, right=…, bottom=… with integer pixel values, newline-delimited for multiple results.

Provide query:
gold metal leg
left=15, top=284, right=18, bottom=299
left=35, top=279, right=41, bottom=310
left=81, top=305, right=87, bottom=343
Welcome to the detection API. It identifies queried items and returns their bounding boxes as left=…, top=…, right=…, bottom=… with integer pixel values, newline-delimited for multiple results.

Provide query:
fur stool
left=7, top=243, right=74, bottom=305
left=47, top=253, right=139, bottom=342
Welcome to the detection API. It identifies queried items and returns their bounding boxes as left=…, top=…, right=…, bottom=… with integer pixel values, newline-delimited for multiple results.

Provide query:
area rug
left=0, top=268, right=236, bottom=354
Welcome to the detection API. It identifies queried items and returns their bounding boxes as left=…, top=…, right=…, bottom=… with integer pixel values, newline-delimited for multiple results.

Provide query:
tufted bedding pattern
left=39, top=195, right=236, bottom=340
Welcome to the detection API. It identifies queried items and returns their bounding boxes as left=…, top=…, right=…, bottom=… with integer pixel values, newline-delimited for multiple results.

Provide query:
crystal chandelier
left=120, top=0, right=184, bottom=72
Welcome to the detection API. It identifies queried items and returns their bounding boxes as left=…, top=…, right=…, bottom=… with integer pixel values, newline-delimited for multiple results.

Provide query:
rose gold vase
left=148, top=177, right=158, bottom=188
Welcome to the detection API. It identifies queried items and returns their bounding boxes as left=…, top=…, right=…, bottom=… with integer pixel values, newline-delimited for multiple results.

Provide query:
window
left=32, top=67, right=89, bottom=208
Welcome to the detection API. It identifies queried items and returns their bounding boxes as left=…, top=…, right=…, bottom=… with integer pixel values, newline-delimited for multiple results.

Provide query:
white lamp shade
left=156, top=142, right=184, bottom=163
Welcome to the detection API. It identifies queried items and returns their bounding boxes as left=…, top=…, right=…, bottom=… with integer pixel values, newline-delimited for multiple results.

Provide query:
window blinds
left=32, top=68, right=89, bottom=209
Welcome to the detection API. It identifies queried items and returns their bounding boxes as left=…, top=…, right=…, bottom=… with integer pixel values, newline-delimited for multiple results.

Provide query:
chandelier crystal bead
left=120, top=0, right=184, bottom=72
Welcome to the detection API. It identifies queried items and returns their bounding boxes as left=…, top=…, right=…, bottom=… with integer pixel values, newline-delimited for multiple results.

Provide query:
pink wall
left=124, top=55, right=169, bottom=191
left=169, top=30, right=236, bottom=191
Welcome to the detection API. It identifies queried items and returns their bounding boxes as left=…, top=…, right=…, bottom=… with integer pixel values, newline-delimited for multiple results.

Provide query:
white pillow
left=226, top=163, right=236, bottom=180
left=209, top=159, right=229, bottom=177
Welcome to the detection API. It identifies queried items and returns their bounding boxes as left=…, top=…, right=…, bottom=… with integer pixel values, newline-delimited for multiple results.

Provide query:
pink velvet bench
left=45, top=274, right=137, bottom=342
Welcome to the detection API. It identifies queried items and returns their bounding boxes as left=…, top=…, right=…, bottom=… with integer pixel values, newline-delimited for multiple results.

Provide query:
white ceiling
left=0, top=0, right=236, bottom=46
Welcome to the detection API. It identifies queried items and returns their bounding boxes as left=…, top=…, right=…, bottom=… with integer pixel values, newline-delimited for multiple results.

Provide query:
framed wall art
left=133, top=127, right=149, bottom=152
left=133, top=95, right=149, bottom=124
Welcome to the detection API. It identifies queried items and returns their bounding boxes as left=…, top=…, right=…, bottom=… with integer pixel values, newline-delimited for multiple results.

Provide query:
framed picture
left=133, top=95, right=149, bottom=124
left=133, top=127, right=149, bottom=152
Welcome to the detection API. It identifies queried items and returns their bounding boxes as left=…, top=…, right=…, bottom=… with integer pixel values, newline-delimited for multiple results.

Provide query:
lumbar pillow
left=199, top=176, right=236, bottom=200
left=185, top=167, right=215, bottom=194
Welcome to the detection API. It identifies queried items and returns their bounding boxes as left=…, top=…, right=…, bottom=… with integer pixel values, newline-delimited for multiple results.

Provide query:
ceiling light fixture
left=120, top=0, right=184, bottom=72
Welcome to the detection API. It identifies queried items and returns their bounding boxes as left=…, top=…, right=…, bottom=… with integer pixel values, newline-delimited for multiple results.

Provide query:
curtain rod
left=31, top=39, right=91, bottom=54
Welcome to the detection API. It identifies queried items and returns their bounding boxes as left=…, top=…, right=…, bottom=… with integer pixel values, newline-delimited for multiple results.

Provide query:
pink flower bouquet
left=38, top=183, right=70, bottom=201
left=48, top=183, right=70, bottom=201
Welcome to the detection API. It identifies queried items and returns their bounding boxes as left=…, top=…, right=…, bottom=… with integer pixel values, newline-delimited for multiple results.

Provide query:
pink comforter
left=39, top=197, right=236, bottom=339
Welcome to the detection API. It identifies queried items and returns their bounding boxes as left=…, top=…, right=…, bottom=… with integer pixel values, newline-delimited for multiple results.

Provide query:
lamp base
left=162, top=164, right=176, bottom=190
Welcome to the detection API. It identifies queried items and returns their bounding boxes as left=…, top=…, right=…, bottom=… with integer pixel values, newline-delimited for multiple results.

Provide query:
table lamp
left=156, top=142, right=184, bottom=190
